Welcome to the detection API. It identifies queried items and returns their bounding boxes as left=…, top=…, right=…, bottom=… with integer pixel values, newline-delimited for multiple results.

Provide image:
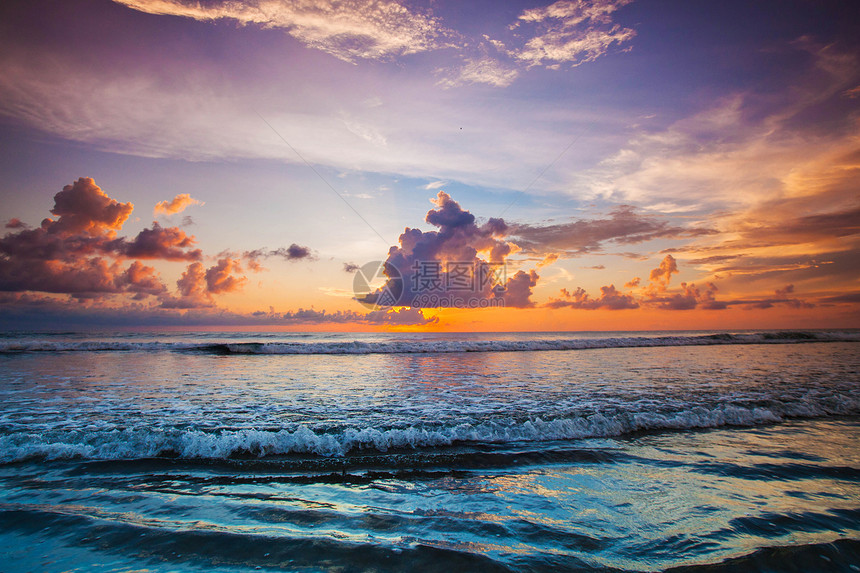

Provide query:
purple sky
left=0, top=0, right=858, bottom=329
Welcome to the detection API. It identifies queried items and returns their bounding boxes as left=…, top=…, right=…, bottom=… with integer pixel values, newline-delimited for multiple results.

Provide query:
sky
left=0, top=0, right=858, bottom=331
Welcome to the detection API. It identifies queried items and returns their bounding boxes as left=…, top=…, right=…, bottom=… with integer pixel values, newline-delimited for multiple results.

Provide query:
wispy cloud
left=112, top=0, right=452, bottom=63
left=585, top=40, right=860, bottom=211
left=511, top=206, right=714, bottom=256
left=511, top=0, right=635, bottom=68
left=438, top=58, right=519, bottom=88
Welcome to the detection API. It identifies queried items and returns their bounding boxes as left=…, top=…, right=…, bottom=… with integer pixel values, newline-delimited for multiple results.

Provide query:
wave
left=0, top=330, right=857, bottom=355
left=2, top=397, right=857, bottom=464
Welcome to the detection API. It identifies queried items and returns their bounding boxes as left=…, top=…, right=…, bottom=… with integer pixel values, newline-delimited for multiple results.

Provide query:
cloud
left=643, top=282, right=723, bottom=311
left=502, top=269, right=540, bottom=308
left=0, top=177, right=243, bottom=308
left=633, top=259, right=817, bottom=311
left=0, top=296, right=438, bottom=328
left=585, top=39, right=860, bottom=217
left=0, top=179, right=164, bottom=298
left=45, top=177, right=133, bottom=237
left=5, top=218, right=27, bottom=229
left=819, top=292, right=860, bottom=304
left=438, top=58, right=519, bottom=88
left=243, top=244, right=317, bottom=271
left=280, top=306, right=436, bottom=325
left=112, top=222, right=202, bottom=261
left=537, top=253, right=560, bottom=268
left=361, top=192, right=538, bottom=308
left=0, top=34, right=610, bottom=192
left=343, top=262, right=360, bottom=273
left=205, top=257, right=246, bottom=294
left=112, top=0, right=450, bottom=63
left=154, top=193, right=203, bottom=216
left=163, top=258, right=247, bottom=308
left=118, top=260, right=168, bottom=300
left=724, top=205, right=860, bottom=248
left=271, top=244, right=315, bottom=261
left=511, top=0, right=635, bottom=68
left=364, top=307, right=438, bottom=325
left=648, top=254, right=679, bottom=288
left=511, top=206, right=714, bottom=256
left=0, top=255, right=147, bottom=298
left=546, top=284, right=638, bottom=310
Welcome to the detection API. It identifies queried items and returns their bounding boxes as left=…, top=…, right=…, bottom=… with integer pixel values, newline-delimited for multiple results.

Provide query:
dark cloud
left=273, top=244, right=315, bottom=261
left=5, top=218, right=27, bottom=229
left=243, top=244, right=317, bottom=271
left=0, top=297, right=438, bottom=329
left=688, top=254, right=744, bottom=265
left=546, top=284, right=639, bottom=310
left=281, top=308, right=361, bottom=323
left=732, top=284, right=814, bottom=310
left=364, top=307, right=438, bottom=325
left=280, top=307, right=437, bottom=325
left=110, top=222, right=202, bottom=260
left=819, top=292, right=860, bottom=304
left=0, top=226, right=98, bottom=261
left=0, top=256, right=124, bottom=296
left=343, top=262, right=360, bottom=273
left=732, top=205, right=860, bottom=247
left=616, top=252, right=649, bottom=260
left=501, top=269, right=539, bottom=308
left=691, top=250, right=858, bottom=291
left=511, top=206, right=715, bottom=256
left=775, top=284, right=795, bottom=297
left=643, top=282, right=724, bottom=311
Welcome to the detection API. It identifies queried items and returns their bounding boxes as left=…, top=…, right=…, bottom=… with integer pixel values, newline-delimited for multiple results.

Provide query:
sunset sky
left=1, top=0, right=858, bottom=330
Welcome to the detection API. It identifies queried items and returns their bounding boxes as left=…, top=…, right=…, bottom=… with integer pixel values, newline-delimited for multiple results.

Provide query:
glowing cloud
left=112, top=0, right=450, bottom=63
left=154, top=193, right=203, bottom=216
left=46, top=177, right=133, bottom=237
left=512, top=0, right=635, bottom=68
left=0, top=178, right=231, bottom=307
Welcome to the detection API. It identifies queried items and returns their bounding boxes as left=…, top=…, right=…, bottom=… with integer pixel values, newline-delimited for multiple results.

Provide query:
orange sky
left=0, top=0, right=858, bottom=331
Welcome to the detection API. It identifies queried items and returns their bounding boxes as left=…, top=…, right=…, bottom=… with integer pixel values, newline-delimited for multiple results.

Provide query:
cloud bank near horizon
left=0, top=178, right=441, bottom=326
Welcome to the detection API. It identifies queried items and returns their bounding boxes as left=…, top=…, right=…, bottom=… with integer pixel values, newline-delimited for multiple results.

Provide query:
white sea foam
left=0, top=331, right=857, bottom=355
left=2, top=396, right=857, bottom=463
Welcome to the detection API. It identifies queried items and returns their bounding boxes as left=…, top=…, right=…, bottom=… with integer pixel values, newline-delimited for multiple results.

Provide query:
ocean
left=0, top=329, right=858, bottom=572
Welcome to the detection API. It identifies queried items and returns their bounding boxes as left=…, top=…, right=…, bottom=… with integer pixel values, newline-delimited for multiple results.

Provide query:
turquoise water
left=0, top=331, right=858, bottom=571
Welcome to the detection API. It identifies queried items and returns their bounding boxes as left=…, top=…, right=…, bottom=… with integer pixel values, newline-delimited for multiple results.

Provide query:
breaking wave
left=2, top=397, right=858, bottom=464
left=0, top=330, right=857, bottom=355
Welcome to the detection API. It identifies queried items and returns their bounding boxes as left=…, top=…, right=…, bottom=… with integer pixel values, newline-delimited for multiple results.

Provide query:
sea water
left=0, top=330, right=858, bottom=571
